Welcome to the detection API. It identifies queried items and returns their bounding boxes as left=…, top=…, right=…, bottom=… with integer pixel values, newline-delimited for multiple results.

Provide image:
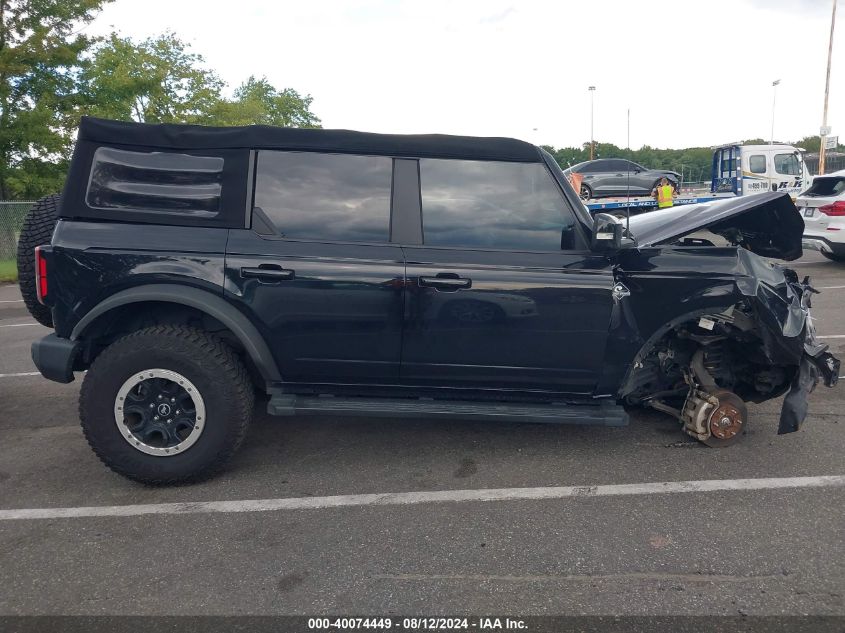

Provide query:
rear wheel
left=80, top=325, right=254, bottom=484
left=16, top=194, right=60, bottom=327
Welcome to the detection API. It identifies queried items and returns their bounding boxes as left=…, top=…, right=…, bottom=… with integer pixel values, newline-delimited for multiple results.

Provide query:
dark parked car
left=18, top=117, right=839, bottom=484
left=564, top=158, right=680, bottom=199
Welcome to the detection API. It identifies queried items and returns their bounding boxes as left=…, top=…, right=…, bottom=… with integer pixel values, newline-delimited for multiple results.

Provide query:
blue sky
left=88, top=0, right=841, bottom=149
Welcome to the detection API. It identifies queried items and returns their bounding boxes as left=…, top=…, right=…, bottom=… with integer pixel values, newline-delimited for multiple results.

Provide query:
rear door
left=399, top=157, right=616, bottom=395
left=224, top=151, right=406, bottom=385
left=606, top=159, right=641, bottom=194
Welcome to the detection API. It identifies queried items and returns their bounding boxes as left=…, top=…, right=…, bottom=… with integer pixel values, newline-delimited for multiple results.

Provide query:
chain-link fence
left=0, top=201, right=34, bottom=261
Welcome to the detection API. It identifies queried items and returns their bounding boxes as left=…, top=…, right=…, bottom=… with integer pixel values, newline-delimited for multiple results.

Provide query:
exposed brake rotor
left=702, top=389, right=747, bottom=448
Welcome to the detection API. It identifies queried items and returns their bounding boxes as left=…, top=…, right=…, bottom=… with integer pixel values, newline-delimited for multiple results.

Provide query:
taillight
left=818, top=201, right=845, bottom=216
left=35, top=246, right=48, bottom=304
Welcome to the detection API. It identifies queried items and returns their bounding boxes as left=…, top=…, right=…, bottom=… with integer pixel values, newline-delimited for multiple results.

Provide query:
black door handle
left=240, top=266, right=295, bottom=282
left=419, top=275, right=471, bottom=291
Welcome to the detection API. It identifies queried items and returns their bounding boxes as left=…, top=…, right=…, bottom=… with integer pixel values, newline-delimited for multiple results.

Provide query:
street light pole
left=770, top=79, right=780, bottom=145
left=588, top=86, right=596, bottom=160
left=819, top=0, right=837, bottom=175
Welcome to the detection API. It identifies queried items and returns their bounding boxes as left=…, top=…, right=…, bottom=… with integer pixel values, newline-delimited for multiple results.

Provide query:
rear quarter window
left=86, top=147, right=224, bottom=216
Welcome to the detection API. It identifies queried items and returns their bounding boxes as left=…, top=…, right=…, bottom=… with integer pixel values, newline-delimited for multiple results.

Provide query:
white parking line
left=818, top=335, right=845, bottom=339
left=0, top=475, right=841, bottom=521
left=0, top=372, right=39, bottom=378
left=818, top=285, right=845, bottom=290
left=0, top=322, right=39, bottom=328
left=0, top=299, right=23, bottom=303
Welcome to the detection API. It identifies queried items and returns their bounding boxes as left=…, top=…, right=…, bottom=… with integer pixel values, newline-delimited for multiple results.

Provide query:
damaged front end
left=774, top=273, right=839, bottom=433
left=615, top=192, right=840, bottom=445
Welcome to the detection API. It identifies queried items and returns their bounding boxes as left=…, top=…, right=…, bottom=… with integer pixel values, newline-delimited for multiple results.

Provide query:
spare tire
left=16, top=194, right=60, bottom=328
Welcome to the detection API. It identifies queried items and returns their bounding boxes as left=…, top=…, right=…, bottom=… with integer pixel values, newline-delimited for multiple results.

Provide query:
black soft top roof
left=78, top=116, right=542, bottom=163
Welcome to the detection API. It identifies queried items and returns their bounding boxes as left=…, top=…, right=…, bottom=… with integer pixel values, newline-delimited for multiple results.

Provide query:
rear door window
left=579, top=161, right=606, bottom=173
left=608, top=159, right=632, bottom=172
left=254, top=151, right=392, bottom=243
left=419, top=159, right=575, bottom=251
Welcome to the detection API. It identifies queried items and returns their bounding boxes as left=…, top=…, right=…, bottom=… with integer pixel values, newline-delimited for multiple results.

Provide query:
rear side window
left=254, top=151, right=392, bottom=243
left=749, top=155, right=766, bottom=174
left=774, top=153, right=800, bottom=175
left=86, top=147, right=223, bottom=216
left=419, top=159, right=574, bottom=251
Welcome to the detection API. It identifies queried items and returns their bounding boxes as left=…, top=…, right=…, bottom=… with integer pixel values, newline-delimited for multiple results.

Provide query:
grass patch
left=0, top=259, right=18, bottom=283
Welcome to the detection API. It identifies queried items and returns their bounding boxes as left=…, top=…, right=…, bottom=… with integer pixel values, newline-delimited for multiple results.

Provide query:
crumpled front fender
left=776, top=276, right=840, bottom=433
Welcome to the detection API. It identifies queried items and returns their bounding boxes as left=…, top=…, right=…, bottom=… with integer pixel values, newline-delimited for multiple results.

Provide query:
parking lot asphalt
left=0, top=252, right=843, bottom=616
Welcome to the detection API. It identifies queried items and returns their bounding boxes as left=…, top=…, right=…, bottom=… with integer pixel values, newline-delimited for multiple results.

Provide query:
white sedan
left=799, top=168, right=845, bottom=262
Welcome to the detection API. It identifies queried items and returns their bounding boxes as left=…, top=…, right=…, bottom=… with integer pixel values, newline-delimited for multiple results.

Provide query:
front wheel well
left=619, top=305, right=793, bottom=405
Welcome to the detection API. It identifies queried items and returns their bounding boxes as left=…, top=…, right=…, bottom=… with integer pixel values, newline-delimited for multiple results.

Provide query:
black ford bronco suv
left=19, top=117, right=839, bottom=484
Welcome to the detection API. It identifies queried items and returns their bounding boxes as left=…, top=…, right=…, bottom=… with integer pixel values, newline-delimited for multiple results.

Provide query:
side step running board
left=267, top=395, right=628, bottom=427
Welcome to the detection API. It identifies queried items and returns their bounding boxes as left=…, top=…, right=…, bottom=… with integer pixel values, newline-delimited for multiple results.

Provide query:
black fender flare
left=70, top=284, right=282, bottom=383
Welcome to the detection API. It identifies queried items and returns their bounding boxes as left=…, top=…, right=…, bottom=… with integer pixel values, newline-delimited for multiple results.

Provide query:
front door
left=402, top=250, right=616, bottom=394
left=224, top=150, right=405, bottom=384
left=399, top=157, right=615, bottom=395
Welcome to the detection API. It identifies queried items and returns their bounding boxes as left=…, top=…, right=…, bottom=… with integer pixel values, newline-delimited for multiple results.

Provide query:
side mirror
left=591, top=213, right=623, bottom=251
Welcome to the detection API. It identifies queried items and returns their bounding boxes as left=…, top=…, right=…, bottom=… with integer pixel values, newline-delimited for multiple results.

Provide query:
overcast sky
left=88, top=0, right=841, bottom=149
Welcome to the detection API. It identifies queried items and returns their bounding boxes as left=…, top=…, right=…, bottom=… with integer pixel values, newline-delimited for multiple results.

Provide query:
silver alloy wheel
left=114, top=368, right=206, bottom=457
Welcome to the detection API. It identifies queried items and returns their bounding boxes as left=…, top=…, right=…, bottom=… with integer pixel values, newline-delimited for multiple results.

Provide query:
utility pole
left=819, top=0, right=837, bottom=175
left=770, top=79, right=780, bottom=145
left=588, top=86, right=596, bottom=160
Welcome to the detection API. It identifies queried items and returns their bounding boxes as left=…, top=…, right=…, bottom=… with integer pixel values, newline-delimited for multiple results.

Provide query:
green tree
left=81, top=32, right=224, bottom=124
left=0, top=0, right=110, bottom=199
left=206, top=75, right=320, bottom=128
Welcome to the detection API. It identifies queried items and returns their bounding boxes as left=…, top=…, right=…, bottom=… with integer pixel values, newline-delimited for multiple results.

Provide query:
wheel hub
left=709, top=401, right=743, bottom=440
left=114, top=369, right=205, bottom=456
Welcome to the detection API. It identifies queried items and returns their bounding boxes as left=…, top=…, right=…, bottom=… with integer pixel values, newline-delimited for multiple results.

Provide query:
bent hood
left=626, top=191, right=804, bottom=260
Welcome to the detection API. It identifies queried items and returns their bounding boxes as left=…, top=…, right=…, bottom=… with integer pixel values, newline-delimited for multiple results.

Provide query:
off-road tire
left=80, top=325, right=254, bottom=485
left=16, top=194, right=60, bottom=327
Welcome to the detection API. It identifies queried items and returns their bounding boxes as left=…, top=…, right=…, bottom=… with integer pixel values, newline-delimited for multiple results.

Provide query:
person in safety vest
left=653, top=177, right=675, bottom=209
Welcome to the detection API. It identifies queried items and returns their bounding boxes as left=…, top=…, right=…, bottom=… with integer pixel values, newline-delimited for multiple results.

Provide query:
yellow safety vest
left=657, top=185, right=674, bottom=208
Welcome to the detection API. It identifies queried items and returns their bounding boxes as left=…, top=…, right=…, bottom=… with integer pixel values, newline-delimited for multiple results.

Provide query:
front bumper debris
left=777, top=276, right=840, bottom=434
